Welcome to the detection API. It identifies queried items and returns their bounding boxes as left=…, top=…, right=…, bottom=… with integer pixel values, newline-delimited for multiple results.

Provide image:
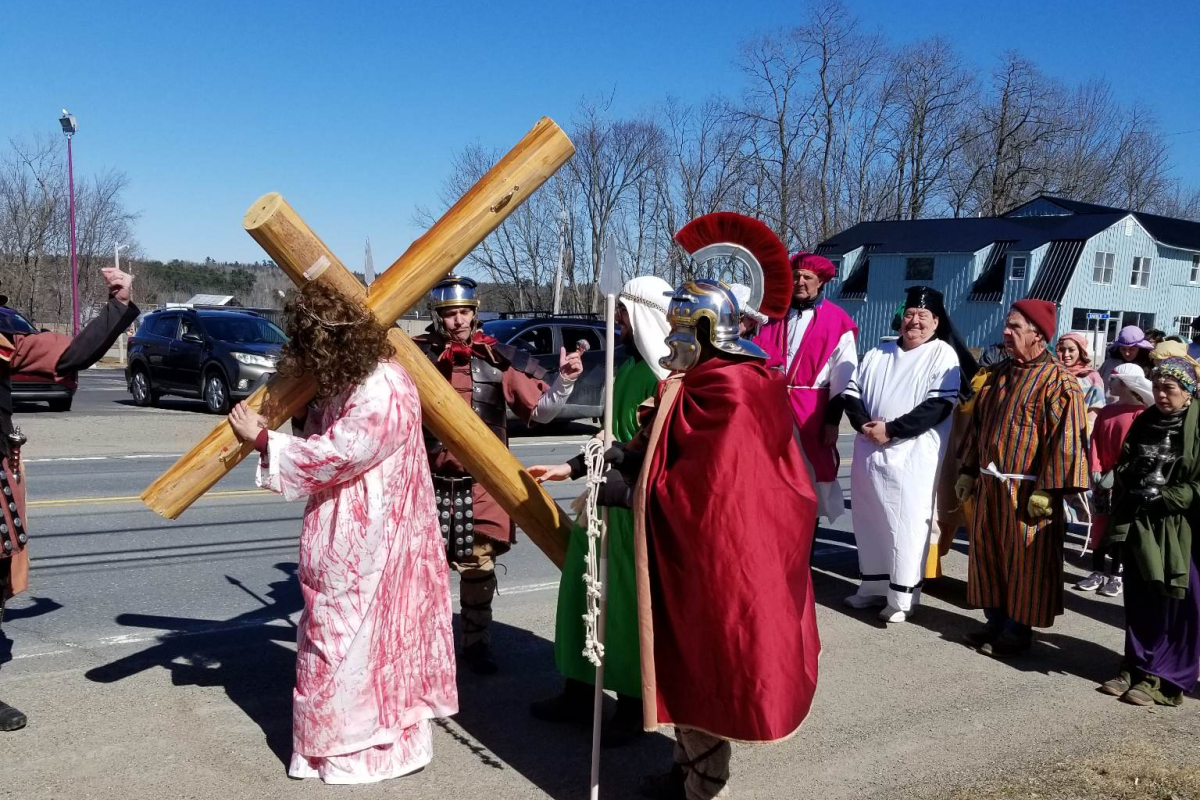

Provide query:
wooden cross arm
left=142, top=118, right=575, bottom=567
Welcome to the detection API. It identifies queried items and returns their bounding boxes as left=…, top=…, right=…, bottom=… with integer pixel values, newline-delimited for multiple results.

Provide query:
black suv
left=480, top=316, right=620, bottom=422
left=126, top=308, right=286, bottom=413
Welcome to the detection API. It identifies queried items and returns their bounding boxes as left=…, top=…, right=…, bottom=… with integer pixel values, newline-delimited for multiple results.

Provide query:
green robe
left=554, top=357, right=659, bottom=697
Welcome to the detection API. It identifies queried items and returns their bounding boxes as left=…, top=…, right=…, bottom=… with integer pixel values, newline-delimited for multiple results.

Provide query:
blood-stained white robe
left=256, top=361, right=457, bottom=784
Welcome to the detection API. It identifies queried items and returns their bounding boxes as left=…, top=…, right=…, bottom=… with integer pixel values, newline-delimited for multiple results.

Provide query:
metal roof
left=1027, top=239, right=1088, bottom=302
left=819, top=194, right=1200, bottom=256
left=967, top=241, right=1014, bottom=302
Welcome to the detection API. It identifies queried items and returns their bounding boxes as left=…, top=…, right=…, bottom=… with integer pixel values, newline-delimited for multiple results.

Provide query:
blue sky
left=2, top=0, right=1197, bottom=266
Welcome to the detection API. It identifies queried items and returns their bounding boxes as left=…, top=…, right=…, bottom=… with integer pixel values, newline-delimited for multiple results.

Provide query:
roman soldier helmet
left=429, top=274, right=480, bottom=336
left=660, top=213, right=792, bottom=373
left=430, top=274, right=479, bottom=311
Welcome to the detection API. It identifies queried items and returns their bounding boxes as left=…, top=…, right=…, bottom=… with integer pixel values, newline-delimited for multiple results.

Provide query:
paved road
left=2, top=370, right=1194, bottom=800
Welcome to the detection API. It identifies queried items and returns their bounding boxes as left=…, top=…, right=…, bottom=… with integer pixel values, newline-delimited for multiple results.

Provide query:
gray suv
left=126, top=309, right=286, bottom=413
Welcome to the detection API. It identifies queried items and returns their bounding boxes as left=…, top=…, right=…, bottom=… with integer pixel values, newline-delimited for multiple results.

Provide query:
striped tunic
left=962, top=350, right=1088, bottom=627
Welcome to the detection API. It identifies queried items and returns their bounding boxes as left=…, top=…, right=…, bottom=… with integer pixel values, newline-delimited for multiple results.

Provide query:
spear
left=588, top=236, right=622, bottom=800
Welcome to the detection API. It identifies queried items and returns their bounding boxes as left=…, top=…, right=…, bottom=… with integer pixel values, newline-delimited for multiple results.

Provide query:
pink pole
left=67, top=134, right=79, bottom=336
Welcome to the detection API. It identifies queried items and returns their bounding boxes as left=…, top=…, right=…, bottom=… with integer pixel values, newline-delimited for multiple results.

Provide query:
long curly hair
left=276, top=282, right=392, bottom=400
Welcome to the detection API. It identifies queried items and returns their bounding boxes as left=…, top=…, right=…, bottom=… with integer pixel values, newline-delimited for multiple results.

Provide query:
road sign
left=1086, top=312, right=1110, bottom=321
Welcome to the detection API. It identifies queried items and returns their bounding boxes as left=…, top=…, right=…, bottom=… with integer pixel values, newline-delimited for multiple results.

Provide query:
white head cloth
left=618, top=276, right=673, bottom=381
left=729, top=283, right=768, bottom=326
left=1111, top=362, right=1154, bottom=406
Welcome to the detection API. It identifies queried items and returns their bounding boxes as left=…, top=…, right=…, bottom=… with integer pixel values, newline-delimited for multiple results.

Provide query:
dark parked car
left=126, top=308, right=287, bottom=413
left=0, top=307, right=77, bottom=411
left=480, top=316, right=621, bottom=423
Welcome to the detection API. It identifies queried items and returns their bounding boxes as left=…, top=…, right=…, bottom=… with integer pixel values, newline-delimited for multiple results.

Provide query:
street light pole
left=59, top=110, right=79, bottom=335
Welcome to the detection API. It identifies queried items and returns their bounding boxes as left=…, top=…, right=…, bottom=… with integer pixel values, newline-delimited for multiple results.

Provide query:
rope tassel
left=581, top=435, right=607, bottom=667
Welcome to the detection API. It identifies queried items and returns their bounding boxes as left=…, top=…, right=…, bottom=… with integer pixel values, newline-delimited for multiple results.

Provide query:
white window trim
left=904, top=255, right=936, bottom=282
left=1190, top=254, right=1200, bottom=284
left=1008, top=255, right=1027, bottom=281
left=1130, top=256, right=1152, bottom=289
left=1092, top=251, right=1115, bottom=285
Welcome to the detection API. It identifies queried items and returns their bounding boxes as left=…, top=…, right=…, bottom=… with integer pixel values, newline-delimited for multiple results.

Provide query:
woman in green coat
left=527, top=276, right=672, bottom=747
left=1101, top=356, right=1200, bottom=706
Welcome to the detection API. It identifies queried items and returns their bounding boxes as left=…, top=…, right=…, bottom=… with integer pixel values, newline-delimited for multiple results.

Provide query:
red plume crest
left=673, top=212, right=792, bottom=320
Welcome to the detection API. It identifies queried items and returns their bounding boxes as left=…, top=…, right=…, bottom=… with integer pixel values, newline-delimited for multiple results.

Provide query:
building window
left=1125, top=217, right=1135, bottom=236
left=1180, top=316, right=1196, bottom=340
left=1092, top=251, right=1115, bottom=284
left=1123, top=311, right=1156, bottom=331
left=1008, top=256, right=1027, bottom=281
left=905, top=257, right=934, bottom=281
left=1130, top=256, right=1151, bottom=288
left=829, top=259, right=842, bottom=278
left=1070, top=308, right=1120, bottom=341
left=1191, top=254, right=1200, bottom=284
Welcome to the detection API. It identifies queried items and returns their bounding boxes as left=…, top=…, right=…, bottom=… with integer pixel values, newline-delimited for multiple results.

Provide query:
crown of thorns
left=293, top=291, right=373, bottom=328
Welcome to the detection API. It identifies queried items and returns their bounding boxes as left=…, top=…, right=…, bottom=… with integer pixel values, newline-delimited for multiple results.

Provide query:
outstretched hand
left=102, top=267, right=133, bottom=304
left=527, top=463, right=572, bottom=484
left=558, top=346, right=584, bottom=381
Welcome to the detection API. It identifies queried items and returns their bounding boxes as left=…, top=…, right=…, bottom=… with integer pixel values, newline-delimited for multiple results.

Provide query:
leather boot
left=529, top=678, right=592, bottom=724
left=0, top=700, right=27, bottom=732
left=601, top=693, right=645, bottom=748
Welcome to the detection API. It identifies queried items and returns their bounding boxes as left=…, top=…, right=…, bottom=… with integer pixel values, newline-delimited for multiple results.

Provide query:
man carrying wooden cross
left=416, top=275, right=583, bottom=674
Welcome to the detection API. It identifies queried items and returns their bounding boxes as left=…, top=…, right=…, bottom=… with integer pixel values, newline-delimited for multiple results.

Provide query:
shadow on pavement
left=79, top=561, right=672, bottom=795
left=813, top=530, right=1123, bottom=685
left=1, top=595, right=66, bottom=669
left=450, top=616, right=674, bottom=800
left=83, top=562, right=301, bottom=765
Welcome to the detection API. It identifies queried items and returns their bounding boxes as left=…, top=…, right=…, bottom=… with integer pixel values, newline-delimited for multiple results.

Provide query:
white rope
left=581, top=435, right=607, bottom=666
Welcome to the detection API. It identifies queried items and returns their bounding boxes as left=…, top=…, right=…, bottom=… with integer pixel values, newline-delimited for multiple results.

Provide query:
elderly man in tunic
left=756, top=253, right=858, bottom=522
left=842, top=286, right=975, bottom=623
left=956, top=299, right=1088, bottom=658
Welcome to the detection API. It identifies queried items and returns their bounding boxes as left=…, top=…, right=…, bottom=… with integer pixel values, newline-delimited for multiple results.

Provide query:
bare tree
left=884, top=37, right=974, bottom=219
left=568, top=97, right=666, bottom=310
left=734, top=29, right=818, bottom=245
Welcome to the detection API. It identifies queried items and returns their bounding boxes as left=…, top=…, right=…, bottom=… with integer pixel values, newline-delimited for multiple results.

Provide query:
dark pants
left=1093, top=543, right=1124, bottom=574
left=984, top=607, right=1032, bottom=639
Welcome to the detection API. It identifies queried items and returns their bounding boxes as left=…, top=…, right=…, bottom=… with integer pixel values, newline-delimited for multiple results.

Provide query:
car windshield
left=200, top=315, right=287, bottom=344
left=0, top=311, right=38, bottom=336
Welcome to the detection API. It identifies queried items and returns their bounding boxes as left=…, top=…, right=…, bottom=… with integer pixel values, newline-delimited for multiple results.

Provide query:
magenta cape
left=635, top=357, right=820, bottom=742
left=755, top=301, right=857, bottom=483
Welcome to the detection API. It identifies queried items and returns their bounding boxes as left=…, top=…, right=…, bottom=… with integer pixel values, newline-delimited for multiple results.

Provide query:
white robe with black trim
left=846, top=339, right=961, bottom=611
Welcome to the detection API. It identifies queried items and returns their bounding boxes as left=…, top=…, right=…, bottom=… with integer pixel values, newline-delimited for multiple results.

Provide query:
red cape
left=641, top=356, right=820, bottom=741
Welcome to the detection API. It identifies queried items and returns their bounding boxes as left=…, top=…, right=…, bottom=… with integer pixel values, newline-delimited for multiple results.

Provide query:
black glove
left=597, top=468, right=634, bottom=509
left=604, top=442, right=645, bottom=482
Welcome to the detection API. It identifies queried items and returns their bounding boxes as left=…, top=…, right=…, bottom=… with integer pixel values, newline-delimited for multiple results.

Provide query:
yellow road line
left=28, top=489, right=272, bottom=509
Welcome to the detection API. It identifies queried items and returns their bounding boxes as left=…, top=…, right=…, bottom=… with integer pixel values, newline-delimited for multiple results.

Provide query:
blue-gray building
left=816, top=195, right=1200, bottom=353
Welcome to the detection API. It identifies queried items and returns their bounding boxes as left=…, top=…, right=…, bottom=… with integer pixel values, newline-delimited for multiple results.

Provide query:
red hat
left=791, top=252, right=837, bottom=285
left=1011, top=299, right=1056, bottom=340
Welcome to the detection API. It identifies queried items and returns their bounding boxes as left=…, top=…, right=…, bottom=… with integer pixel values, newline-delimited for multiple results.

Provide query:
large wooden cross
left=141, top=118, right=575, bottom=567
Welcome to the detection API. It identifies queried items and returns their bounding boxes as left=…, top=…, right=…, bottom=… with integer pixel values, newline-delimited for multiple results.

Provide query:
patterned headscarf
left=1151, top=356, right=1199, bottom=396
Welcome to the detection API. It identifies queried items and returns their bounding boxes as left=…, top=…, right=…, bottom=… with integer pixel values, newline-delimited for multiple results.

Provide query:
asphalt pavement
left=1, top=370, right=1196, bottom=800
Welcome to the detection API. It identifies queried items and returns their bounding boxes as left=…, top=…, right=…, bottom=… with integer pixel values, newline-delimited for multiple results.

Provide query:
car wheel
left=203, top=371, right=231, bottom=414
left=48, top=397, right=73, bottom=412
left=131, top=367, right=156, bottom=407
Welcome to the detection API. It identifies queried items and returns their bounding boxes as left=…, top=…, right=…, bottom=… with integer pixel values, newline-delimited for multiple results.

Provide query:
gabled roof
left=818, top=194, right=1200, bottom=257
left=819, top=213, right=1120, bottom=257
